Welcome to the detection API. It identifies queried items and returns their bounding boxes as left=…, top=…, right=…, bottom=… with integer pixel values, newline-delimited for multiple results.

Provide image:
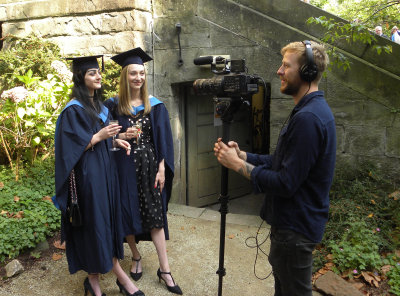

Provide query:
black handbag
left=67, top=169, right=82, bottom=227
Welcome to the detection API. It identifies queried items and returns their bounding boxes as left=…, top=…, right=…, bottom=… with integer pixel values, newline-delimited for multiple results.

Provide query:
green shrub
left=387, top=264, right=400, bottom=296
left=0, top=158, right=59, bottom=262
left=329, top=220, right=382, bottom=276
left=0, top=35, right=63, bottom=93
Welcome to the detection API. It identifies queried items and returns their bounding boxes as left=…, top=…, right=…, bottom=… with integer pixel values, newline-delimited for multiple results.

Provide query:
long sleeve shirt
left=248, top=91, right=336, bottom=242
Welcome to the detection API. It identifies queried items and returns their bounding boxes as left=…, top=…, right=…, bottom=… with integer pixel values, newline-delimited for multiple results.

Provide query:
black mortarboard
left=65, top=55, right=104, bottom=74
left=111, top=47, right=153, bottom=68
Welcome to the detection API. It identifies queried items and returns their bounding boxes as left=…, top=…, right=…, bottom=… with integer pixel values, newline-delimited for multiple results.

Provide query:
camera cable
left=245, top=220, right=273, bottom=280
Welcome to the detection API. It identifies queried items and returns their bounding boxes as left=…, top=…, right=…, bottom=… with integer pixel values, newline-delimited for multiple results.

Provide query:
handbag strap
left=69, top=169, right=78, bottom=205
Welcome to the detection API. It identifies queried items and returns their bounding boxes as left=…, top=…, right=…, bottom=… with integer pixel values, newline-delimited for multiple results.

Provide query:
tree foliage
left=310, top=0, right=400, bottom=35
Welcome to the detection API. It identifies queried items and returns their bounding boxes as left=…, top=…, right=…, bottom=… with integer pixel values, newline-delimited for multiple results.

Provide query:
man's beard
left=280, top=78, right=302, bottom=96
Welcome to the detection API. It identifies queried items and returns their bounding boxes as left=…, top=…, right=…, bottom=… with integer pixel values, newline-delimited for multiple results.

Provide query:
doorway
left=184, top=85, right=252, bottom=207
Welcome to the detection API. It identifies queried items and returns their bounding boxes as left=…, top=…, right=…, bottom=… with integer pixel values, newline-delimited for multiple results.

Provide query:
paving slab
left=0, top=205, right=274, bottom=296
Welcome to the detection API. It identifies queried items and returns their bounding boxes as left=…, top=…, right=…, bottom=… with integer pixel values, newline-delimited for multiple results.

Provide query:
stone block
left=343, top=126, right=385, bottom=156
left=0, top=0, right=149, bottom=22
left=154, top=16, right=211, bottom=50
left=153, top=0, right=198, bottom=18
left=335, top=125, right=345, bottom=153
left=2, top=11, right=152, bottom=39
left=49, top=31, right=150, bottom=56
left=329, top=99, right=365, bottom=126
left=386, top=127, right=400, bottom=158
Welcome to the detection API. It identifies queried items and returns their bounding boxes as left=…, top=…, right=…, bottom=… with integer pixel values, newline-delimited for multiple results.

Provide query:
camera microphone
left=193, top=56, right=225, bottom=65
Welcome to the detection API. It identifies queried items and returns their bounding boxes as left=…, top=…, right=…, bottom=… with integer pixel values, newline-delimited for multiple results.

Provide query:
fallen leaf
left=381, top=265, right=391, bottom=275
left=325, top=262, right=334, bottom=268
left=228, top=234, right=235, bottom=239
left=367, top=213, right=374, bottom=218
left=0, top=210, right=8, bottom=215
left=180, top=226, right=184, bottom=230
left=318, top=267, right=330, bottom=275
left=326, top=254, right=334, bottom=261
left=0, top=182, right=4, bottom=189
left=14, top=196, right=20, bottom=202
left=370, top=199, right=376, bottom=204
left=388, top=190, right=400, bottom=200
left=42, top=196, right=52, bottom=201
left=362, top=271, right=380, bottom=287
left=191, top=226, right=196, bottom=230
left=14, top=211, right=24, bottom=219
left=52, top=253, right=63, bottom=261
left=348, top=279, right=364, bottom=290
left=53, top=240, right=66, bottom=250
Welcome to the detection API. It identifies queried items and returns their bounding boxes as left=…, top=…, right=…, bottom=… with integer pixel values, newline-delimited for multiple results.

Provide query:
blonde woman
left=104, top=48, right=181, bottom=295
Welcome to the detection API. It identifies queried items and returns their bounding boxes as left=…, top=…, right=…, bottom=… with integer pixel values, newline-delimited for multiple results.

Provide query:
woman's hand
left=154, top=159, right=165, bottom=192
left=96, top=123, right=121, bottom=141
left=122, top=127, right=139, bottom=140
left=115, top=139, right=131, bottom=155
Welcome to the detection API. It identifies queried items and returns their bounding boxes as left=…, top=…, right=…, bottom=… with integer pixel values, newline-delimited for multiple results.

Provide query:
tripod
left=215, top=97, right=248, bottom=296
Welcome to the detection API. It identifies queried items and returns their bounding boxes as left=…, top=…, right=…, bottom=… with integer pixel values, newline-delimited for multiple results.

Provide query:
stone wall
left=1, top=0, right=400, bottom=203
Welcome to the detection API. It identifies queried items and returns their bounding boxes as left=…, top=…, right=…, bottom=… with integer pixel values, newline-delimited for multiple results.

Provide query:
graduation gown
left=54, top=100, right=124, bottom=274
left=104, top=97, right=174, bottom=241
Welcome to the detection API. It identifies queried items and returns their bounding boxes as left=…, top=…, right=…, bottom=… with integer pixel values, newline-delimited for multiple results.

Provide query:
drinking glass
left=109, top=119, right=120, bottom=151
left=129, top=118, right=143, bottom=151
left=134, top=121, right=143, bottom=151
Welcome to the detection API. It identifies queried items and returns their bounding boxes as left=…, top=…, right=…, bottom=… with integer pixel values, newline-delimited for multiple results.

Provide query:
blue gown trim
left=109, top=96, right=162, bottom=115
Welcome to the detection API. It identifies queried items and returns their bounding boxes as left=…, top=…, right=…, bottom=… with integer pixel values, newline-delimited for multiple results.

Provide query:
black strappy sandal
left=130, top=256, right=142, bottom=281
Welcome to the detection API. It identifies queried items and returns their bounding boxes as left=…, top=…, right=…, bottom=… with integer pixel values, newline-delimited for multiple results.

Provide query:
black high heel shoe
left=83, top=277, right=106, bottom=296
left=157, top=268, right=183, bottom=295
left=116, top=279, right=145, bottom=296
left=130, top=256, right=142, bottom=281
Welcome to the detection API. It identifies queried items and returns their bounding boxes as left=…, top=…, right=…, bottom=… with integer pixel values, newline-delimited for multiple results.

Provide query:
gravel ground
left=0, top=211, right=275, bottom=296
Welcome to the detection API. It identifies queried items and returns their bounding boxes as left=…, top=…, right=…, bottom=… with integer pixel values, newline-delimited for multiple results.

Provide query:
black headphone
left=299, top=40, right=318, bottom=82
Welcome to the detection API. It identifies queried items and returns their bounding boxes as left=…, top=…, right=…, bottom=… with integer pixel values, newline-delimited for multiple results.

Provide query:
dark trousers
left=268, top=228, right=317, bottom=296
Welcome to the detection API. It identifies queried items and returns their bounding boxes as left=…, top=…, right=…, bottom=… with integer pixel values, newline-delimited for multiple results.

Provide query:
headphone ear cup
left=300, top=63, right=318, bottom=82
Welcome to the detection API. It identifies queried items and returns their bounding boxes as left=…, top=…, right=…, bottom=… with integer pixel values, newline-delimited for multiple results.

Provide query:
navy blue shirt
left=248, top=91, right=336, bottom=242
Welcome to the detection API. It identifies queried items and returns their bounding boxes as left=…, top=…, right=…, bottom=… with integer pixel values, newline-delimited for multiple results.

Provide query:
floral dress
left=129, top=112, right=164, bottom=232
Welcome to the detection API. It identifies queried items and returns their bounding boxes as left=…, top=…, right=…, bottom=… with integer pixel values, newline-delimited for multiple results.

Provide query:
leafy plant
left=306, top=16, right=392, bottom=72
left=0, top=34, right=63, bottom=93
left=0, top=158, right=59, bottom=262
left=329, top=220, right=382, bottom=276
left=387, top=263, right=400, bottom=295
left=0, top=73, right=71, bottom=180
left=102, top=59, right=122, bottom=99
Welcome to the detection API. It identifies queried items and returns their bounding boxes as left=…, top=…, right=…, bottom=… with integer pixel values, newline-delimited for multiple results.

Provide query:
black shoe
left=83, top=277, right=106, bottom=296
left=157, top=268, right=183, bottom=295
left=116, top=279, right=145, bottom=296
left=130, top=256, right=142, bottom=281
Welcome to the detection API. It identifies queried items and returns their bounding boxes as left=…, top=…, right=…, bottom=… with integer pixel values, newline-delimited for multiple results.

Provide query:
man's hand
left=213, top=138, right=254, bottom=180
left=214, top=139, right=243, bottom=170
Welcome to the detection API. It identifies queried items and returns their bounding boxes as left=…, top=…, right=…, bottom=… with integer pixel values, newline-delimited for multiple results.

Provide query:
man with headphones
left=214, top=41, right=336, bottom=295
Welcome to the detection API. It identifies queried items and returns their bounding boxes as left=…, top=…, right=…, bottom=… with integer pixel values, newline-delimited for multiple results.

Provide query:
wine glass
left=129, top=118, right=143, bottom=151
left=109, top=119, right=120, bottom=151
left=134, top=121, right=143, bottom=151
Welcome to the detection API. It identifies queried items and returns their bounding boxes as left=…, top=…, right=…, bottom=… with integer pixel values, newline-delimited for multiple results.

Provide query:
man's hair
left=281, top=41, right=329, bottom=83
left=375, top=25, right=383, bottom=31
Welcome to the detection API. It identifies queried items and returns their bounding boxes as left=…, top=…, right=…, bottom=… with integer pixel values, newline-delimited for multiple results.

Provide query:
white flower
left=1, top=86, right=28, bottom=103
left=51, top=60, right=72, bottom=83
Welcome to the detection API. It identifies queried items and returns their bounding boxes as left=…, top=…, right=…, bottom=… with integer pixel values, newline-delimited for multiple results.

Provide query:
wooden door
left=185, top=87, right=252, bottom=207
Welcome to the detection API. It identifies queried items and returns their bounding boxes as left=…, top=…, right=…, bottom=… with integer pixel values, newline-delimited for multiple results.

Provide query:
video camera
left=192, top=56, right=259, bottom=97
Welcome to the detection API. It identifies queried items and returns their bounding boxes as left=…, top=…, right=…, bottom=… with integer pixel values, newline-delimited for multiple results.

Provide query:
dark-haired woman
left=54, top=56, right=144, bottom=296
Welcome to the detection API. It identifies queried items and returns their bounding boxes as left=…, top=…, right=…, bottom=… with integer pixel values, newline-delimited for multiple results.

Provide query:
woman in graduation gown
left=104, top=48, right=182, bottom=295
left=54, top=55, right=145, bottom=296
